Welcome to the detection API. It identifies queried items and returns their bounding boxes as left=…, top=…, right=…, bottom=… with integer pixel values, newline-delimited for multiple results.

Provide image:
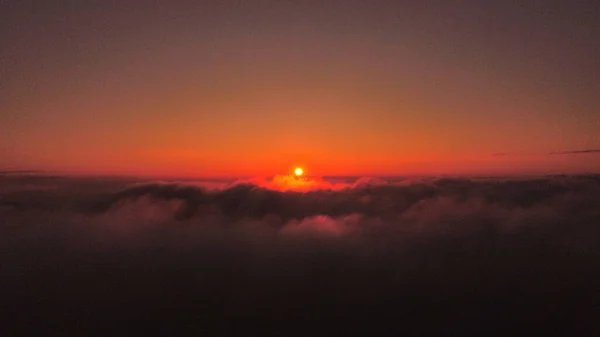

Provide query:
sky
left=2, top=0, right=600, bottom=177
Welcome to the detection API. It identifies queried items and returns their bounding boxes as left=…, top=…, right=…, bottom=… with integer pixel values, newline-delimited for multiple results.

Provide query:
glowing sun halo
left=294, top=167, right=303, bottom=176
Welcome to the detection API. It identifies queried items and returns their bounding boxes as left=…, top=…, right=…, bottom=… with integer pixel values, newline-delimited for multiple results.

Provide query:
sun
left=294, top=167, right=303, bottom=176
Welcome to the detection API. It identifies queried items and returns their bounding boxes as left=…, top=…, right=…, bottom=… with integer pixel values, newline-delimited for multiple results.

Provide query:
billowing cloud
left=1, top=174, right=600, bottom=335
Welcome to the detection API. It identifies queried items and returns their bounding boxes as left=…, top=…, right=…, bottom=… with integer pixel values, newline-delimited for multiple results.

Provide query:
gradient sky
left=2, top=0, right=600, bottom=177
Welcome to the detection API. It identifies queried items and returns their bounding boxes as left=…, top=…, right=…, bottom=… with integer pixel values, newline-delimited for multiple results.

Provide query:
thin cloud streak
left=549, top=149, right=600, bottom=155
left=490, top=149, right=600, bottom=157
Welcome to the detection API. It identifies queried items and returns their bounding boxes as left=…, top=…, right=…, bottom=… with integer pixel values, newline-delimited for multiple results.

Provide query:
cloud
left=1, top=174, right=600, bottom=335
left=231, top=174, right=348, bottom=191
left=0, top=170, right=45, bottom=175
left=549, top=149, right=600, bottom=155
left=281, top=214, right=363, bottom=236
left=491, top=149, right=600, bottom=157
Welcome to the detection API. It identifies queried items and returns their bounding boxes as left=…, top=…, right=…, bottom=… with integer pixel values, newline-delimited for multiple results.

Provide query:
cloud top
left=2, top=174, right=600, bottom=336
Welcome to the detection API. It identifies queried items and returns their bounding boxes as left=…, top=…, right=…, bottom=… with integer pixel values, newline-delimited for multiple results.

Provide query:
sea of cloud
left=1, top=173, right=600, bottom=336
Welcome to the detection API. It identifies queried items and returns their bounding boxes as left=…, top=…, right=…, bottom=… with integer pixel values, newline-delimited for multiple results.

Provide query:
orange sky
left=2, top=1, right=600, bottom=177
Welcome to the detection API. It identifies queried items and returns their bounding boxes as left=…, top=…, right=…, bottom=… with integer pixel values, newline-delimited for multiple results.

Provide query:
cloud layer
left=1, top=174, right=600, bottom=336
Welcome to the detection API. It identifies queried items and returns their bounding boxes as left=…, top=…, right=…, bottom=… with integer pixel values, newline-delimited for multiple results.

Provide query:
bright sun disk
left=294, top=167, right=303, bottom=176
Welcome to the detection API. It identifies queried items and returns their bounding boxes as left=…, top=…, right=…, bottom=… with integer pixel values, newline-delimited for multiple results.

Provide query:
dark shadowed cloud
left=1, top=174, right=600, bottom=336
